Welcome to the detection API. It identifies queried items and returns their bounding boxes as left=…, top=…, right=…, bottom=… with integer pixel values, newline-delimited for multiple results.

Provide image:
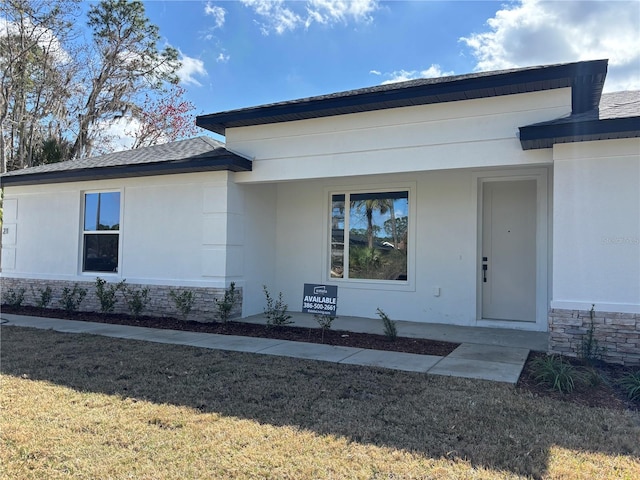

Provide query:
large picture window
left=331, top=191, right=408, bottom=281
left=83, top=192, right=120, bottom=273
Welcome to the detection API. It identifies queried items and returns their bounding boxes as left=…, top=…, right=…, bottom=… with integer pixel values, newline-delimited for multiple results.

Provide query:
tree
left=1, top=0, right=189, bottom=169
left=31, top=136, right=72, bottom=165
left=384, top=216, right=407, bottom=245
left=69, top=0, right=180, bottom=159
left=0, top=0, right=79, bottom=172
left=351, top=198, right=389, bottom=249
left=130, top=84, right=198, bottom=149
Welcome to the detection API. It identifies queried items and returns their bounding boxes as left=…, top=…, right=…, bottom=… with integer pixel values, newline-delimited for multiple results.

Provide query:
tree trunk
left=389, top=201, right=398, bottom=247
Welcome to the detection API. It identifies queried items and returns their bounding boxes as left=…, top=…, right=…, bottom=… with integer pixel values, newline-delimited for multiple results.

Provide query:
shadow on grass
left=2, top=326, right=639, bottom=478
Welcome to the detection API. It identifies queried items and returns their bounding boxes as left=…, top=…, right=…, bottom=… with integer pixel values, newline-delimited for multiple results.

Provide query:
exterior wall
left=1, top=171, right=243, bottom=290
left=549, top=138, right=640, bottom=362
left=549, top=308, right=640, bottom=366
left=268, top=167, right=549, bottom=329
left=228, top=89, right=568, bottom=183
left=1, top=170, right=279, bottom=320
left=1, top=186, right=80, bottom=276
left=1, top=277, right=241, bottom=321
left=551, top=138, right=640, bottom=314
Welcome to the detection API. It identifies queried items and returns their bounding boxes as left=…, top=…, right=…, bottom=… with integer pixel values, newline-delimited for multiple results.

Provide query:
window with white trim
left=82, top=192, right=120, bottom=273
left=330, top=190, right=409, bottom=281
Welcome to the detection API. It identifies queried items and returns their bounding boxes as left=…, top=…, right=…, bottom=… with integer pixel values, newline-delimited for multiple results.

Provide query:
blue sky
left=139, top=0, right=640, bottom=120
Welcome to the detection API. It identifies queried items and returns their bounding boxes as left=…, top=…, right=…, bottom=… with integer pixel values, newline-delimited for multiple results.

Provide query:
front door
left=481, top=180, right=537, bottom=322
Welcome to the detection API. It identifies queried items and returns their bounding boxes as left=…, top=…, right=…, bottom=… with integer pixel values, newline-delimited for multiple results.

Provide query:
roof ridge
left=198, top=136, right=225, bottom=148
left=0, top=136, right=248, bottom=184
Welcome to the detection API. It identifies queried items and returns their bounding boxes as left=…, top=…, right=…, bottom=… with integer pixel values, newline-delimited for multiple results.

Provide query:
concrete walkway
left=1, top=313, right=548, bottom=384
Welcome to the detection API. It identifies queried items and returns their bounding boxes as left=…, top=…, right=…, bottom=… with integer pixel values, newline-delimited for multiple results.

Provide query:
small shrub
left=349, top=246, right=382, bottom=276
left=314, top=313, right=337, bottom=343
left=376, top=308, right=397, bottom=341
left=95, top=277, right=126, bottom=314
left=620, top=371, right=640, bottom=402
left=531, top=354, right=585, bottom=394
left=123, top=285, right=150, bottom=318
left=31, top=285, right=53, bottom=309
left=581, top=365, right=603, bottom=387
left=578, top=304, right=605, bottom=363
left=59, top=284, right=88, bottom=312
left=263, top=285, right=293, bottom=328
left=169, top=289, right=195, bottom=321
left=3, top=287, right=26, bottom=307
left=214, top=282, right=239, bottom=324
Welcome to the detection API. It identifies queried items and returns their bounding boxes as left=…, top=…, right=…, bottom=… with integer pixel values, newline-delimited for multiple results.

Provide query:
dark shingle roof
left=0, top=136, right=252, bottom=187
left=519, top=91, right=640, bottom=149
left=197, top=60, right=608, bottom=135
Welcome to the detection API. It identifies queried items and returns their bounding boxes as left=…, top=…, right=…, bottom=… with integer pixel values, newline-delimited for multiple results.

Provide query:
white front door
left=481, top=180, right=537, bottom=322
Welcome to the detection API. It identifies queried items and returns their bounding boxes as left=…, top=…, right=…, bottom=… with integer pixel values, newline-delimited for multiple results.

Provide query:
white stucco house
left=1, top=59, right=639, bottom=364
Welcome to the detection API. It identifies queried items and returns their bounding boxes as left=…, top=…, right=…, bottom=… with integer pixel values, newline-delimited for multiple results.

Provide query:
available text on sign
left=302, top=284, right=338, bottom=315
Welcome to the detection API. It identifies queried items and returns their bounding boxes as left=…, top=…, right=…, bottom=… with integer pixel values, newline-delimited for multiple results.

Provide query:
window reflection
left=330, top=195, right=345, bottom=278
left=331, top=191, right=408, bottom=281
left=84, top=192, right=120, bottom=231
left=83, top=192, right=120, bottom=273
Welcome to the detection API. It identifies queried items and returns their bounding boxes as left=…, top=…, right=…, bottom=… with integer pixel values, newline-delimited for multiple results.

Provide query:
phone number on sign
left=303, top=302, right=336, bottom=312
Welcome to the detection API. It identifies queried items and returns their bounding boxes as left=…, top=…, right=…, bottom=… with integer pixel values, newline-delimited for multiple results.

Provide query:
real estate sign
left=302, top=284, right=338, bottom=315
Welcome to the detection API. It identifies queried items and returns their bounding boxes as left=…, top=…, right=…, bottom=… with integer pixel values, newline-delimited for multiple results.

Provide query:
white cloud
left=378, top=64, right=455, bottom=85
left=240, top=0, right=378, bottom=35
left=460, top=0, right=640, bottom=91
left=91, top=116, right=139, bottom=154
left=92, top=115, right=173, bottom=154
left=216, top=52, right=230, bottom=63
left=0, top=17, right=71, bottom=65
left=240, top=0, right=301, bottom=35
left=420, top=65, right=455, bottom=79
left=305, top=0, right=378, bottom=26
left=177, top=53, right=208, bottom=87
left=204, top=2, right=226, bottom=29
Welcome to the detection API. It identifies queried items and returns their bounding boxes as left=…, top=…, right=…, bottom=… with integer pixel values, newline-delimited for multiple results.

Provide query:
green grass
left=1, top=326, right=639, bottom=479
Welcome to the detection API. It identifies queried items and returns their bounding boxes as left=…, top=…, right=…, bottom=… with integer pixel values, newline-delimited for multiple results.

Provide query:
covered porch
left=241, top=312, right=549, bottom=351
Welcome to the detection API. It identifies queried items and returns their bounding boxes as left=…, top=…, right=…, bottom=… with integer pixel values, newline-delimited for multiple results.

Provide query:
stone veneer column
left=548, top=308, right=640, bottom=366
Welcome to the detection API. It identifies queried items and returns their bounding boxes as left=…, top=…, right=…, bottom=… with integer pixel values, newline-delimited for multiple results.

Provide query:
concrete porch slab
left=241, top=313, right=549, bottom=351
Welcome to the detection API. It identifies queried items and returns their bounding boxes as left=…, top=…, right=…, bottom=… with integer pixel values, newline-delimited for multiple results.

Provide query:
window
left=82, top=192, right=120, bottom=273
left=331, top=191, right=408, bottom=281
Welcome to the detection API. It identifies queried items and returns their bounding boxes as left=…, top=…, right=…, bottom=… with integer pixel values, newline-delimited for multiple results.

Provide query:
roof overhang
left=0, top=155, right=252, bottom=187
left=519, top=117, right=640, bottom=150
left=197, top=60, right=608, bottom=136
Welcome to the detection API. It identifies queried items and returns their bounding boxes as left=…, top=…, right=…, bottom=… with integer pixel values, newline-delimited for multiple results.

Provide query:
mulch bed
left=0, top=305, right=459, bottom=356
left=517, top=351, right=639, bottom=411
left=3, top=305, right=639, bottom=411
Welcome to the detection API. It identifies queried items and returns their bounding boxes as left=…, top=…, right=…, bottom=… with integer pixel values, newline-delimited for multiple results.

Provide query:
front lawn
left=1, top=326, right=639, bottom=479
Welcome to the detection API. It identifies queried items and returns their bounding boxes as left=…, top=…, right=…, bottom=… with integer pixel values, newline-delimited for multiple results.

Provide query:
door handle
left=482, top=261, right=488, bottom=282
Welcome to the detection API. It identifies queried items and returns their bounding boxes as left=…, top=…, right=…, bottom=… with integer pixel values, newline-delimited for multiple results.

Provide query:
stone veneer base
left=1, top=277, right=242, bottom=322
left=548, top=308, right=640, bottom=366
